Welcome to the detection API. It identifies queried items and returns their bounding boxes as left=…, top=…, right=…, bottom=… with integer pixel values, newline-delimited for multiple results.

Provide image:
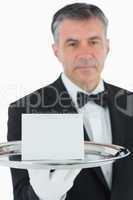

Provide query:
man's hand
left=28, top=168, right=81, bottom=200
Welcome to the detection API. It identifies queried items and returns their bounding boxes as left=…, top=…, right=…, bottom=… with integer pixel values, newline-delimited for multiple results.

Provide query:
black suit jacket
left=7, top=75, right=133, bottom=200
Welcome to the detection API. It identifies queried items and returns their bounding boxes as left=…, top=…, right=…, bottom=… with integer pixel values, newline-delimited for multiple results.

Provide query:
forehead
left=58, top=18, right=105, bottom=41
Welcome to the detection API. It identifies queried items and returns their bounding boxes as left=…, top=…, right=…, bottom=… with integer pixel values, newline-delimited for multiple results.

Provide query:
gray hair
left=51, top=3, right=108, bottom=43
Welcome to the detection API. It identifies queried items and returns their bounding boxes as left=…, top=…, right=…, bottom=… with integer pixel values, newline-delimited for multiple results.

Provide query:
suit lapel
left=105, top=83, right=125, bottom=146
left=104, top=82, right=126, bottom=155
left=104, top=82, right=127, bottom=197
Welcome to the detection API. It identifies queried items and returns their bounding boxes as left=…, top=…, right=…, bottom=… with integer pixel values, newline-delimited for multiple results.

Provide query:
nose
left=77, top=43, right=94, bottom=58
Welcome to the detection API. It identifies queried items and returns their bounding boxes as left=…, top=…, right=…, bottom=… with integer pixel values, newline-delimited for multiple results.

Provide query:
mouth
left=75, top=65, right=96, bottom=70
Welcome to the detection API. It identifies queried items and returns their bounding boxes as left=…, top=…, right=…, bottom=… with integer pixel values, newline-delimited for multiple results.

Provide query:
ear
left=52, top=43, right=62, bottom=63
left=52, top=43, right=59, bottom=58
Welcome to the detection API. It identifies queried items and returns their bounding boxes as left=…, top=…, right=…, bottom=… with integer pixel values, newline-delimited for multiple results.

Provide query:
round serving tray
left=0, top=141, right=130, bottom=169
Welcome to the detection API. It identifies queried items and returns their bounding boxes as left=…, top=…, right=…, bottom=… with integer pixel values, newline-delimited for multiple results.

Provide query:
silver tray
left=0, top=141, right=130, bottom=169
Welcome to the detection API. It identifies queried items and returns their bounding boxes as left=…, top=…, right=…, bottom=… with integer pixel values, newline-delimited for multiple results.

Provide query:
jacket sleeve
left=7, top=103, right=39, bottom=200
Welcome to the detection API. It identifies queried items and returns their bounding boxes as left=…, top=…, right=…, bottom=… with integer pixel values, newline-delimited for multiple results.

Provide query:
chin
left=79, top=72, right=96, bottom=81
left=77, top=74, right=99, bottom=88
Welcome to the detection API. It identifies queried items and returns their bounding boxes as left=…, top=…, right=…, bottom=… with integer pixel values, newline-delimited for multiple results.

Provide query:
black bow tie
left=77, top=91, right=108, bottom=108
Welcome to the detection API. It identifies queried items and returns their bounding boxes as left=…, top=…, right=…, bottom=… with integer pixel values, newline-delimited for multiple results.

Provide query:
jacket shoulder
left=9, top=76, right=64, bottom=112
left=104, top=81, right=132, bottom=94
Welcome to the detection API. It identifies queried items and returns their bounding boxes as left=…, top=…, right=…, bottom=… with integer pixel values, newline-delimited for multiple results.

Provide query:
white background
left=0, top=0, right=133, bottom=199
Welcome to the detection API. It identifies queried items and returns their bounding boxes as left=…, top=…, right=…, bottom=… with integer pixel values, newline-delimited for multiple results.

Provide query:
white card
left=22, top=114, right=84, bottom=160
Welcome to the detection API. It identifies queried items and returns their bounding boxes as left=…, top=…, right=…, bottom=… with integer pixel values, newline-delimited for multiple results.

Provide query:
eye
left=89, top=40, right=101, bottom=46
left=90, top=40, right=99, bottom=45
left=92, top=41, right=97, bottom=44
left=68, top=42, right=77, bottom=47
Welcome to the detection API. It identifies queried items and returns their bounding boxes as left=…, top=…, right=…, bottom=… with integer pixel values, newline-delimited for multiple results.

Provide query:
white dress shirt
left=61, top=73, right=113, bottom=189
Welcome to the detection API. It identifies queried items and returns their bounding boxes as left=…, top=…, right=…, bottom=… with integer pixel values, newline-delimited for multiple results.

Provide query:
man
left=7, top=3, right=133, bottom=200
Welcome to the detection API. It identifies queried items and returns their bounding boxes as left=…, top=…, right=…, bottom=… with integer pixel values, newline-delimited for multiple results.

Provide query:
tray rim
left=0, top=141, right=130, bottom=169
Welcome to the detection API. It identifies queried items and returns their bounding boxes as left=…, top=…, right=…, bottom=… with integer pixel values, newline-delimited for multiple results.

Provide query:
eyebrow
left=65, top=36, right=102, bottom=44
left=88, top=36, right=102, bottom=40
left=65, top=38, right=78, bottom=44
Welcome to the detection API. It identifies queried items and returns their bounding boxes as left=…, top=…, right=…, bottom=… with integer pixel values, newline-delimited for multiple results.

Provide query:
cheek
left=62, top=54, right=75, bottom=67
left=97, top=50, right=108, bottom=64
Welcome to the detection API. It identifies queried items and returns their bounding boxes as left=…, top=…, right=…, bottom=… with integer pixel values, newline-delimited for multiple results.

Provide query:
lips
left=76, top=65, right=95, bottom=68
left=75, top=65, right=96, bottom=70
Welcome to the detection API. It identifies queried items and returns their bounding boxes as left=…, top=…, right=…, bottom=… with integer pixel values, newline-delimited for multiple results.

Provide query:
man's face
left=52, top=18, right=109, bottom=90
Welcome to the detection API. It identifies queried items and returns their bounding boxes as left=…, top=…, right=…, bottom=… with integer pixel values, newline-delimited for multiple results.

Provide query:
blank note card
left=22, top=114, right=84, bottom=160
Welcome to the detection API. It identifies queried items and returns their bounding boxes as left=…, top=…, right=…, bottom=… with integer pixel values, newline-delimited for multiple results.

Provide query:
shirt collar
left=61, top=72, right=105, bottom=108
